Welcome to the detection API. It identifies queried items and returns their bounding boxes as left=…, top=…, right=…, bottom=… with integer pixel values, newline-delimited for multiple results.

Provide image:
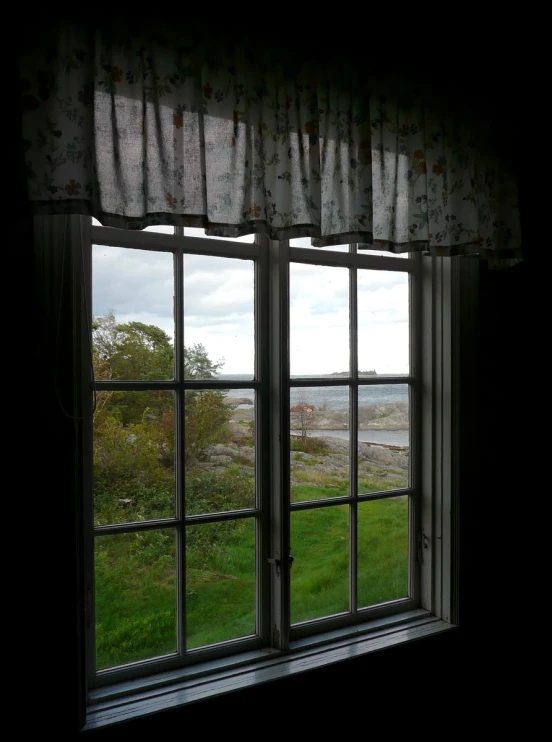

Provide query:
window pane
left=184, top=254, right=255, bottom=380
left=185, top=390, right=255, bottom=515
left=186, top=518, right=256, bottom=649
left=358, top=244, right=409, bottom=258
left=290, top=387, right=349, bottom=503
left=184, top=227, right=254, bottom=243
left=91, top=220, right=175, bottom=234
left=358, top=385, right=409, bottom=493
left=143, top=225, right=174, bottom=233
left=290, top=237, right=349, bottom=252
left=95, top=529, right=177, bottom=670
left=92, top=245, right=174, bottom=380
left=357, top=497, right=409, bottom=608
left=290, top=263, right=349, bottom=378
left=357, top=269, right=409, bottom=376
left=94, top=391, right=175, bottom=526
left=291, top=505, right=349, bottom=624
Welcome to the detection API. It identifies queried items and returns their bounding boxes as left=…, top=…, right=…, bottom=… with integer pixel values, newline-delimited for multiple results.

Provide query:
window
left=51, top=217, right=467, bottom=729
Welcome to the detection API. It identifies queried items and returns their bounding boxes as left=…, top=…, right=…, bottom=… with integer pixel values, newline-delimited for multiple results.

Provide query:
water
left=221, top=375, right=409, bottom=447
left=292, top=428, right=409, bottom=447
left=220, top=375, right=409, bottom=409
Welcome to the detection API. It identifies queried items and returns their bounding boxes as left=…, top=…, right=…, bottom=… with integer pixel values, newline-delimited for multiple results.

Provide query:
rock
left=225, top=397, right=254, bottom=406
left=228, top=421, right=251, bottom=440
left=297, top=402, right=409, bottom=431
left=209, top=455, right=233, bottom=464
left=204, top=442, right=255, bottom=465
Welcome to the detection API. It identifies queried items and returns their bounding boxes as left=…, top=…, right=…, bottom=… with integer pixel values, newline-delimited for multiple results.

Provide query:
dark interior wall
left=19, top=23, right=531, bottom=736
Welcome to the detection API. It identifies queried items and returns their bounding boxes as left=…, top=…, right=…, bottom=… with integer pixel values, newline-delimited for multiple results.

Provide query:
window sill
left=84, top=610, right=456, bottom=731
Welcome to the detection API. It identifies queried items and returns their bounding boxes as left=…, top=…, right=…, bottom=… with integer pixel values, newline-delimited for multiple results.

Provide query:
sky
left=92, top=227, right=410, bottom=376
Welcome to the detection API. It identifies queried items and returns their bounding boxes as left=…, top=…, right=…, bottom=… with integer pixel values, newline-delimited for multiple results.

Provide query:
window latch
left=268, top=551, right=294, bottom=576
left=416, top=530, right=429, bottom=563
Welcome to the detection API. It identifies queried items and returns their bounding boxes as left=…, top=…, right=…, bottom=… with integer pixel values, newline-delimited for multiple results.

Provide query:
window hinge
left=416, top=530, right=429, bottom=563
left=267, top=551, right=294, bottom=576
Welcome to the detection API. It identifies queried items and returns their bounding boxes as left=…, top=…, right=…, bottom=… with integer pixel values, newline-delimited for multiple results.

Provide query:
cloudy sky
left=92, top=228, right=409, bottom=376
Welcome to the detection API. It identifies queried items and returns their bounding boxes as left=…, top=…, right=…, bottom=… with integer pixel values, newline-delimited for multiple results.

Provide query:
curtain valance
left=21, top=27, right=522, bottom=259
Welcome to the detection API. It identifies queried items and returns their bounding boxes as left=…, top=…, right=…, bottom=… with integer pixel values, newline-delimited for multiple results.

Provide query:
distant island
left=330, top=370, right=377, bottom=376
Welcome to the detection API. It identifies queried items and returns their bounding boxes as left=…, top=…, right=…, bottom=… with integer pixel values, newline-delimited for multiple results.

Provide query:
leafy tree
left=183, top=341, right=230, bottom=468
left=184, top=342, right=223, bottom=379
left=93, top=312, right=173, bottom=381
left=92, top=313, right=173, bottom=427
left=184, top=390, right=232, bottom=469
left=112, top=321, right=173, bottom=381
left=92, top=314, right=233, bottom=516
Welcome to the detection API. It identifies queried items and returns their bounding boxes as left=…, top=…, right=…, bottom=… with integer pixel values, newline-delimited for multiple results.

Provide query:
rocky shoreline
left=227, top=398, right=409, bottom=432
left=197, top=400, right=410, bottom=491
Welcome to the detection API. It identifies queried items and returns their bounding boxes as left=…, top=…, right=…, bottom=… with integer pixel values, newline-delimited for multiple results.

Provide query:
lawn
left=95, top=488, right=408, bottom=669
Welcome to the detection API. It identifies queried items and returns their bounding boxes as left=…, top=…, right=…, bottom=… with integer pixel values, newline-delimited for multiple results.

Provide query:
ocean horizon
left=219, top=374, right=409, bottom=410
left=220, top=374, right=410, bottom=447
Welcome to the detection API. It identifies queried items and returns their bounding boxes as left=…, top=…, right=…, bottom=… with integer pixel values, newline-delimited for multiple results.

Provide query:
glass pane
left=291, top=505, right=349, bottom=624
left=357, top=385, right=409, bottom=493
left=358, top=244, right=409, bottom=258
left=93, top=391, right=175, bottom=526
left=357, top=269, right=409, bottom=376
left=290, top=263, right=349, bottom=378
left=186, top=518, right=256, bottom=649
left=357, top=497, right=409, bottom=608
left=290, top=387, right=349, bottom=503
left=92, top=245, right=174, bottom=380
left=91, top=220, right=175, bottom=234
left=95, top=529, right=177, bottom=669
left=184, top=227, right=254, bottom=243
left=184, top=254, right=255, bottom=380
left=143, top=225, right=174, bottom=233
left=185, top=390, right=255, bottom=515
left=290, top=237, right=349, bottom=252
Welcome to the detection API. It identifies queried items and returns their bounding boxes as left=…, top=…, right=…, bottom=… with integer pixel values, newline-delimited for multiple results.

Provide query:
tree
left=93, top=312, right=173, bottom=381
left=290, top=393, right=315, bottom=443
left=184, top=342, right=224, bottom=379
left=183, top=343, right=230, bottom=467
left=92, top=314, right=232, bottom=500
left=92, top=313, right=173, bottom=427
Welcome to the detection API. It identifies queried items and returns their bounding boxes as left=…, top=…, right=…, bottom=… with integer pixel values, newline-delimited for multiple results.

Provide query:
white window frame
left=40, top=215, right=470, bottom=731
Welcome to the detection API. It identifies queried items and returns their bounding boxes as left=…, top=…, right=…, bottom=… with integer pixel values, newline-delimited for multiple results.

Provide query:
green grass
left=95, top=489, right=408, bottom=669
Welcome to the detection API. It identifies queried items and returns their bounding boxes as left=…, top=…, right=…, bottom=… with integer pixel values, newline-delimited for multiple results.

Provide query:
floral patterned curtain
left=21, top=27, right=522, bottom=259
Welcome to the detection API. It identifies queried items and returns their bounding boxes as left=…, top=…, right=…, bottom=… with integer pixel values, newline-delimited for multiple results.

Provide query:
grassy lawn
left=95, top=487, right=408, bottom=669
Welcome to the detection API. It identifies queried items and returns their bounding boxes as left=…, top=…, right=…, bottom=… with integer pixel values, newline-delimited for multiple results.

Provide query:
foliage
left=184, top=342, right=223, bottom=379
left=290, top=436, right=328, bottom=455
left=93, top=412, right=174, bottom=524
left=184, top=390, right=232, bottom=468
left=185, top=466, right=255, bottom=517
left=92, top=315, right=233, bottom=515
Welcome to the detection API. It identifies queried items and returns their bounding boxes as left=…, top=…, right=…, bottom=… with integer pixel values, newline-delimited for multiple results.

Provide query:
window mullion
left=174, top=247, right=186, bottom=657
left=420, top=255, right=435, bottom=611
left=77, top=216, right=96, bottom=696
left=349, top=253, right=358, bottom=615
left=257, top=235, right=271, bottom=645
left=268, top=239, right=290, bottom=650
left=410, top=252, right=423, bottom=606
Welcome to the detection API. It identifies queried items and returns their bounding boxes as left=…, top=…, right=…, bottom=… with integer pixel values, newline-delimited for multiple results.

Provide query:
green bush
left=290, top=437, right=329, bottom=455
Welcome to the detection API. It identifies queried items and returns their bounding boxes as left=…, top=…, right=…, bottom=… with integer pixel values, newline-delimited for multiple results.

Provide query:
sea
left=219, top=374, right=409, bottom=447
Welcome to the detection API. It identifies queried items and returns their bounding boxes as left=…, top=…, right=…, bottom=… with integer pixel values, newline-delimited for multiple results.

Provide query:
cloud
left=93, top=237, right=410, bottom=375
